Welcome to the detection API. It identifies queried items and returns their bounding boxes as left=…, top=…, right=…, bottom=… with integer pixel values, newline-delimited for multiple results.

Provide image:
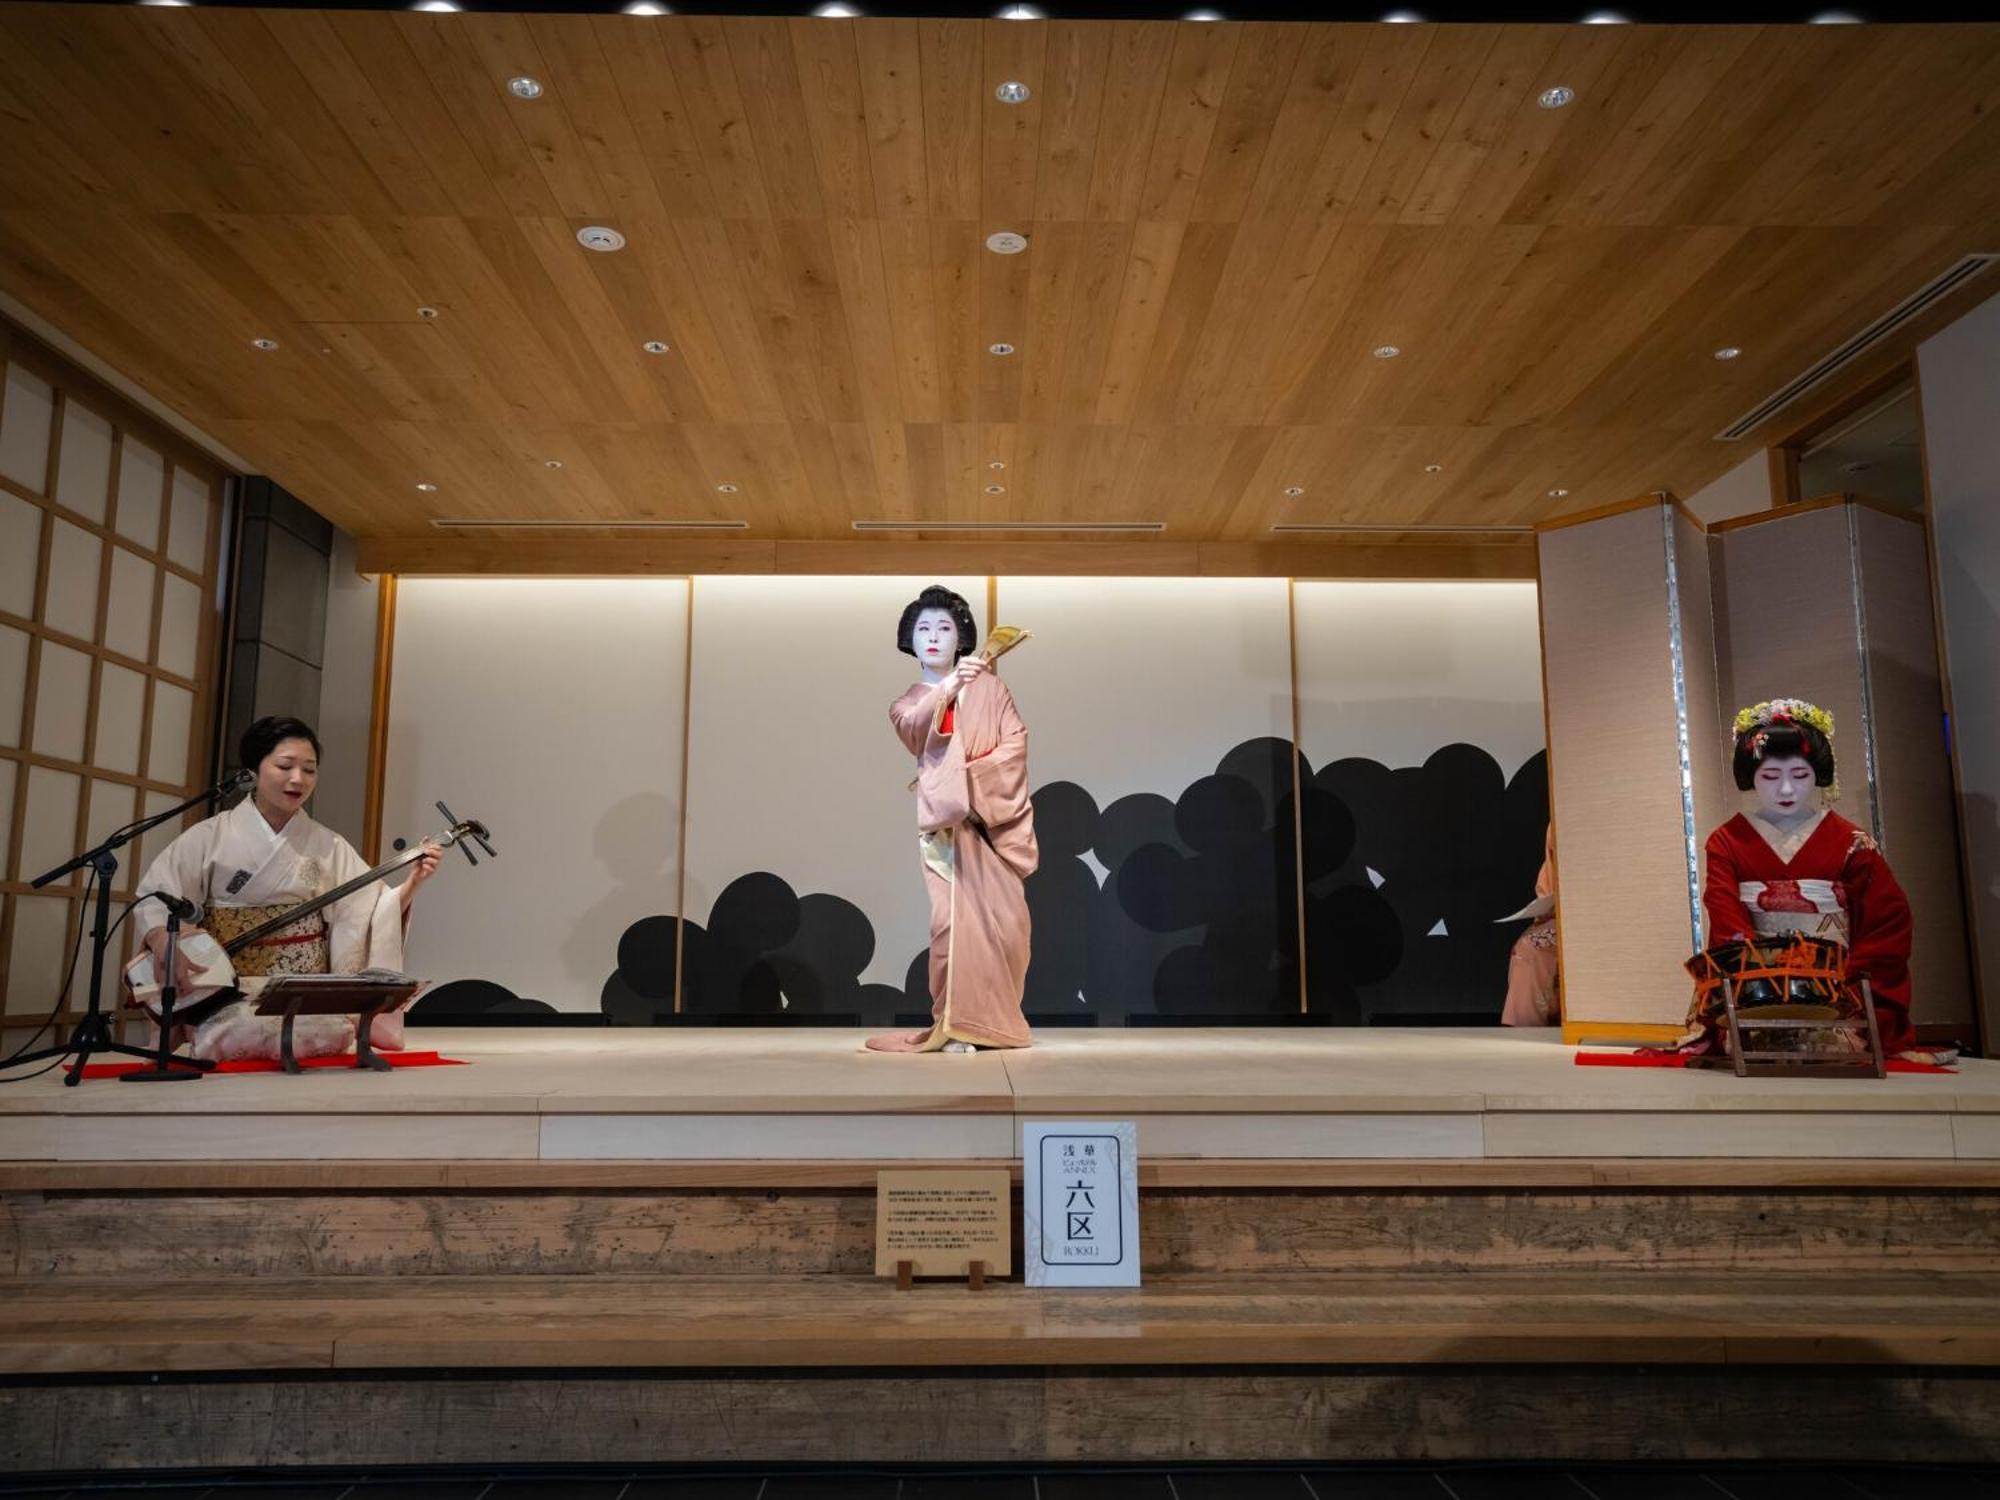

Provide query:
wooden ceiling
left=1, top=4, right=1998, bottom=565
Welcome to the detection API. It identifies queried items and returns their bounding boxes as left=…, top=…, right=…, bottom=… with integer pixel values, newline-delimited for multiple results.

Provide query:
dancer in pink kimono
left=867, top=586, right=1038, bottom=1053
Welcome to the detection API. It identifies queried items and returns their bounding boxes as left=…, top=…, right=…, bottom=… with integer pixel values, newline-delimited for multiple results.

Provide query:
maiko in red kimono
left=1701, top=809, right=1915, bottom=1054
left=866, top=670, right=1038, bottom=1052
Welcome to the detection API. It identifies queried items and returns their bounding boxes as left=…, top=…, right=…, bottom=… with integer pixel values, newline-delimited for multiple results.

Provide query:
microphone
left=216, top=767, right=254, bottom=795
left=140, top=891, right=199, bottom=921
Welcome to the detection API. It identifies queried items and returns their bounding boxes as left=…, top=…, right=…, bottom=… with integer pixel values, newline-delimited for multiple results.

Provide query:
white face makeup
left=1752, top=754, right=1819, bottom=823
left=912, top=607, right=959, bottom=677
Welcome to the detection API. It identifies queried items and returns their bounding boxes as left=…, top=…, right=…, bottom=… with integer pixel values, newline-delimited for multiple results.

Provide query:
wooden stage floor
left=4, top=1026, right=1996, bottom=1164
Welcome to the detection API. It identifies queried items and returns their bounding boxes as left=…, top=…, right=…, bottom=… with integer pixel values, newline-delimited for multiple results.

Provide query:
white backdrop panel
left=386, top=578, right=688, bottom=1008
left=683, top=575, right=985, bottom=995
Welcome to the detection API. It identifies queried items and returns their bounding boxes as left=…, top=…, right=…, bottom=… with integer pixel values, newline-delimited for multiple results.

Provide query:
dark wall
left=223, top=477, right=331, bottom=768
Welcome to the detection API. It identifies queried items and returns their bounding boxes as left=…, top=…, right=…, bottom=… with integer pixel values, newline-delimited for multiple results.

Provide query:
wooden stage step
left=5, top=1272, right=1997, bottom=1375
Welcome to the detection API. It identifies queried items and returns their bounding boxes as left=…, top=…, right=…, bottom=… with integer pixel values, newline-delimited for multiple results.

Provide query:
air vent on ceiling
left=851, top=520, right=1165, bottom=533
left=429, top=518, right=748, bottom=531
left=1271, top=523, right=1535, bottom=535
left=1715, top=253, right=1999, bottom=442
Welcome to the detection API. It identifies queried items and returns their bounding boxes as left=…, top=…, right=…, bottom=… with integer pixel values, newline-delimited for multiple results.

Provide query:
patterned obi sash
left=205, top=903, right=329, bottom=978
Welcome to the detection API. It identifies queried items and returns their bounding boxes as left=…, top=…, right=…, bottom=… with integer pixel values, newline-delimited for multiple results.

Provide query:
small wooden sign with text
left=874, top=1168, right=1012, bottom=1280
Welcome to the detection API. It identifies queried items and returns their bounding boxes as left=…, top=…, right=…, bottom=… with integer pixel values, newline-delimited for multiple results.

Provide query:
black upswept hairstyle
left=240, top=715, right=322, bottom=774
left=896, top=585, right=978, bottom=661
left=1732, top=721, right=1835, bottom=792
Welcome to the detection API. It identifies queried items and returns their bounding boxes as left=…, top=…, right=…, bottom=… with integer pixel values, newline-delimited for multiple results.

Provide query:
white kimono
left=133, top=799, right=409, bottom=1060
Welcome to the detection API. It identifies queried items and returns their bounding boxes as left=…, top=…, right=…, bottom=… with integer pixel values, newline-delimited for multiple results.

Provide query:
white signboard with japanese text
left=1022, top=1120, right=1140, bottom=1288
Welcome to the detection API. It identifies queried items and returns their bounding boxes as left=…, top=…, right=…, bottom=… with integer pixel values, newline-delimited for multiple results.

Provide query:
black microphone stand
left=118, top=895, right=217, bottom=1084
left=9, top=773, right=248, bottom=1085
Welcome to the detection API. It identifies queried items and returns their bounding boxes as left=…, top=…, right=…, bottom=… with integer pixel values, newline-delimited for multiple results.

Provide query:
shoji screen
left=0, top=326, right=228, bottom=1045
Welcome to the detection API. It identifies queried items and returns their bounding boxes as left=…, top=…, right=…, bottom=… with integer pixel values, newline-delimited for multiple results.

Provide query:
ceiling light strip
left=1714, top=253, right=1998, bottom=442
left=429, top=519, right=749, bottom=531
left=852, top=520, right=1165, bottom=533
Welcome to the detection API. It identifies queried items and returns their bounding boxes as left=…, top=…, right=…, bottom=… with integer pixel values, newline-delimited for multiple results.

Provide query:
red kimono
left=1701, top=810, right=1915, bottom=1054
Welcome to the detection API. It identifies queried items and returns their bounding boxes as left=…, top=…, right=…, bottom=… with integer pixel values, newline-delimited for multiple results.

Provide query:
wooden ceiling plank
left=1177, top=216, right=1315, bottom=425
left=514, top=216, right=680, bottom=425
left=1090, top=219, right=1185, bottom=427
left=720, top=220, right=829, bottom=422
left=777, top=218, right=868, bottom=424
left=589, top=16, right=722, bottom=220
left=1052, top=222, right=1138, bottom=421
left=980, top=17, right=1049, bottom=227
left=930, top=220, right=981, bottom=424
left=725, top=19, right=831, bottom=222
left=874, top=220, right=944, bottom=423
left=976, top=218, right=1031, bottom=423
left=519, top=14, right=670, bottom=223
left=920, top=20, right=984, bottom=223
left=1400, top=25, right=1565, bottom=227
left=1016, top=223, right=1086, bottom=426
left=1238, top=25, right=1360, bottom=224
left=656, top=17, right=777, bottom=221
left=1203, top=214, right=1354, bottom=426
left=853, top=19, right=931, bottom=220
left=822, top=217, right=904, bottom=429
left=1188, top=23, right=1305, bottom=224
left=787, top=419, right=860, bottom=528
left=1030, top=22, right=1112, bottom=224
left=449, top=16, right=617, bottom=219
left=665, top=218, right=791, bottom=425
left=1290, top=22, right=1435, bottom=223
left=1136, top=21, right=1243, bottom=223
left=394, top=13, right=568, bottom=217
left=1082, top=22, right=1176, bottom=222
left=787, top=19, right=881, bottom=224
left=1351, top=24, right=1501, bottom=226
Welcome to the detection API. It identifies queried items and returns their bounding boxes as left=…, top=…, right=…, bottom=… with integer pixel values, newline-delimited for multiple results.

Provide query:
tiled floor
left=1, top=1468, right=1997, bottom=1499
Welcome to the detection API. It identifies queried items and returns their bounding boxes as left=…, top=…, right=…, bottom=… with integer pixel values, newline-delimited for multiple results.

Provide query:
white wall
left=1919, top=287, right=2000, bottom=1044
left=1683, top=453, right=1771, bottom=526
left=383, top=578, right=688, bottom=1007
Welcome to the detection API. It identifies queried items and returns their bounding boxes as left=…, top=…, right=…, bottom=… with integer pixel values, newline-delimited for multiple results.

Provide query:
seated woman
left=1701, top=698, right=1920, bottom=1057
left=131, top=715, right=440, bottom=1061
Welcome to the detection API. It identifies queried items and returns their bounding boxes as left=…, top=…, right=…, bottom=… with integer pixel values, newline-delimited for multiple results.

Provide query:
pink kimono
left=866, top=671, right=1038, bottom=1052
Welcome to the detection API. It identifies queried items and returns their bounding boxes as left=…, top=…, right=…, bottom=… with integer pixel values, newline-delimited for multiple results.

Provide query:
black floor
left=2, top=1468, right=1999, bottom=1500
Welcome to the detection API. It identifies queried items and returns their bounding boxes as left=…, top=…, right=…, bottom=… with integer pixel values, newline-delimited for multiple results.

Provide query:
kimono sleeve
left=131, top=818, right=220, bottom=947
left=890, top=683, right=952, bottom=756
left=1844, top=838, right=1914, bottom=1046
left=324, top=833, right=407, bottom=976
left=966, top=680, right=1031, bottom=830
left=1701, top=824, right=1758, bottom=948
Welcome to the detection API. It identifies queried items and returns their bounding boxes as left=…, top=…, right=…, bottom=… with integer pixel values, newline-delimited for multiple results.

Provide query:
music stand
left=251, top=975, right=424, bottom=1074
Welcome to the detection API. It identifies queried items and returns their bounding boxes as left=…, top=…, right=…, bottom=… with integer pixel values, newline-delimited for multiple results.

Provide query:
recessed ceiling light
left=1537, top=85, right=1574, bottom=109
left=507, top=77, right=544, bottom=100
left=1372, top=345, right=1401, bottom=359
left=717, top=483, right=739, bottom=494
left=1580, top=8, right=1629, bottom=20
left=544, top=459, right=565, bottom=470
left=986, top=231, right=1029, bottom=255
left=139, top=1, right=194, bottom=8
left=417, top=305, right=441, bottom=320
left=1381, top=9, right=1423, bottom=20
left=411, top=1, right=461, bottom=11
left=997, top=3, right=1043, bottom=17
left=988, top=460, right=1006, bottom=471
left=989, top=342, right=1016, bottom=356
left=251, top=337, right=279, bottom=351
left=1183, top=7, right=1224, bottom=17
left=1282, top=486, right=1305, bottom=497
left=1713, top=345, right=1742, bottom=360
left=1547, top=488, right=1570, bottom=497
left=1424, top=464, right=1443, bottom=473
left=623, top=1, right=671, bottom=12
left=416, top=483, right=438, bottom=493
left=813, top=2, right=861, bottom=14
left=1842, top=461, right=1872, bottom=473
left=576, top=225, right=626, bottom=253
left=643, top=340, right=670, bottom=355
left=1809, top=9, right=1863, bottom=18
left=984, top=484, right=1006, bottom=495
left=995, top=81, right=1031, bottom=104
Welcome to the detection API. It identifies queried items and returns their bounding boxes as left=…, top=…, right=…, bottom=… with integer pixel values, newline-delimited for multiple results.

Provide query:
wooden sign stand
left=895, top=1259, right=988, bottom=1291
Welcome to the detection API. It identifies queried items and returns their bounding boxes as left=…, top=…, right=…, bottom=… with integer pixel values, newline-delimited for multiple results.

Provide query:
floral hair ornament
left=1732, top=697, right=1838, bottom=802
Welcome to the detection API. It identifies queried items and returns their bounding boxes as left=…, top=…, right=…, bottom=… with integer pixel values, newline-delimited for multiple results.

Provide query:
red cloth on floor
left=71, top=1050, right=465, bottom=1080
left=1574, top=1050, right=1953, bottom=1074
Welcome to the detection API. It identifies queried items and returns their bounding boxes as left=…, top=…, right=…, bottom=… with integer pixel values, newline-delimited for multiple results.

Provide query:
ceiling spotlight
left=997, top=3, right=1044, bottom=17
left=417, top=305, right=441, bottom=320
left=623, top=1, right=671, bottom=11
left=1183, top=6, right=1224, bottom=16
left=984, top=484, right=1007, bottom=495
left=1713, top=345, right=1742, bottom=361
left=1537, top=85, right=1575, bottom=109
left=989, top=342, right=1016, bottom=356
left=1809, top=8, right=1863, bottom=18
left=1547, top=487, right=1570, bottom=497
left=1282, top=486, right=1305, bottom=497
left=1380, top=9, right=1423, bottom=20
left=1424, top=464, right=1443, bottom=473
left=139, top=1, right=194, bottom=8
left=416, top=483, right=438, bottom=493
left=1580, top=8, right=1629, bottom=19
left=986, top=231, right=1029, bottom=255
left=576, top=225, right=626, bottom=252
left=995, top=81, right=1031, bottom=104
left=988, top=460, right=1006, bottom=471
left=411, top=1, right=462, bottom=11
left=251, top=337, right=279, bottom=351
left=813, top=2, right=861, bottom=14
left=1372, top=345, right=1401, bottom=359
left=643, top=340, right=670, bottom=354
left=507, top=76, right=544, bottom=100
left=717, top=483, right=740, bottom=494
left=544, top=459, right=564, bottom=470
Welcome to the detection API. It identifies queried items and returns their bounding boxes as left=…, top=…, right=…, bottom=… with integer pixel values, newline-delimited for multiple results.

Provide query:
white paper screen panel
left=385, top=578, right=689, bottom=1011
left=0, top=491, right=41, bottom=618
left=0, top=624, right=25, bottom=749
left=30, top=641, right=90, bottom=762
left=43, top=518, right=101, bottom=643
left=0, top=365, right=53, bottom=494
left=54, top=401, right=112, bottom=523
left=113, top=440, right=163, bottom=549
